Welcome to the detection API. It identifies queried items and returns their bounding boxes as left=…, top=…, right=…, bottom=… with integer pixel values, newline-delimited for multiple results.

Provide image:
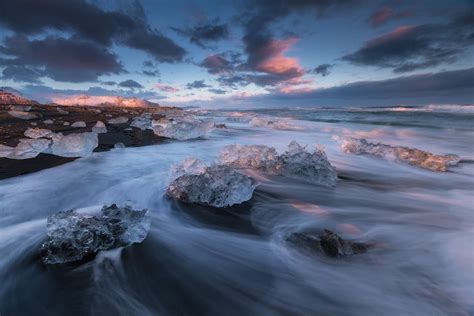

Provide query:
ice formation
left=63, top=122, right=70, bottom=126
left=341, top=138, right=461, bottom=172
left=8, top=110, right=38, bottom=120
left=114, top=142, right=125, bottom=149
left=49, top=132, right=98, bottom=157
left=24, top=128, right=54, bottom=139
left=220, top=142, right=337, bottom=186
left=71, top=121, right=86, bottom=128
left=167, top=164, right=256, bottom=207
left=108, top=116, right=129, bottom=125
left=130, top=114, right=153, bottom=130
left=0, top=138, right=51, bottom=159
left=40, top=204, right=151, bottom=265
left=9, top=105, right=32, bottom=112
left=152, top=117, right=213, bottom=140
left=43, top=119, right=54, bottom=124
left=92, top=121, right=107, bottom=133
left=171, top=157, right=208, bottom=178
left=57, top=107, right=69, bottom=114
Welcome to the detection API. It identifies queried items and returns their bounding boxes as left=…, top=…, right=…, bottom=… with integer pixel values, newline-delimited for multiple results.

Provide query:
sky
left=0, top=0, right=473, bottom=108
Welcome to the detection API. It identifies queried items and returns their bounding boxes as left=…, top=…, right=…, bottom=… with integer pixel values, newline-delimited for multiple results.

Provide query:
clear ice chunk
left=49, top=132, right=98, bottom=157
left=0, top=138, right=51, bottom=159
left=24, top=128, right=54, bottom=139
left=152, top=117, right=213, bottom=140
left=220, top=141, right=337, bottom=186
left=92, top=121, right=107, bottom=133
left=130, top=114, right=153, bottom=130
left=167, top=164, right=256, bottom=207
left=341, top=138, right=461, bottom=172
left=40, top=204, right=151, bottom=265
left=71, top=121, right=87, bottom=128
left=108, top=116, right=129, bottom=124
left=8, top=110, right=38, bottom=120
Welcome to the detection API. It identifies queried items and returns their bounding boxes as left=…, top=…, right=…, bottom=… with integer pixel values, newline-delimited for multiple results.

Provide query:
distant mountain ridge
left=0, top=89, right=38, bottom=105
left=51, top=95, right=160, bottom=108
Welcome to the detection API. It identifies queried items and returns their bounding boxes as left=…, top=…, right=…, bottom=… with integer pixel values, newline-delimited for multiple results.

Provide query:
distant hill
left=0, top=89, right=39, bottom=105
left=51, top=95, right=160, bottom=108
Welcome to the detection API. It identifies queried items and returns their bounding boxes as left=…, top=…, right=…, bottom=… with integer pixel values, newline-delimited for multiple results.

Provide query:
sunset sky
left=0, top=0, right=473, bottom=108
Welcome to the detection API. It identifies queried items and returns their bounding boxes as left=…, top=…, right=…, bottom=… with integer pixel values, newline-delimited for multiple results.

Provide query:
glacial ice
left=63, top=122, right=70, bottom=126
left=171, top=157, right=208, bottom=178
left=341, top=138, right=461, bottom=172
left=108, top=116, right=129, bottom=125
left=57, top=107, right=69, bottom=114
left=49, top=132, right=98, bottom=157
left=24, top=128, right=54, bottom=139
left=220, top=144, right=280, bottom=172
left=152, top=117, right=213, bottom=140
left=130, top=114, right=153, bottom=130
left=249, top=116, right=296, bottom=130
left=167, top=164, right=256, bottom=207
left=40, top=204, right=151, bottom=265
left=0, top=138, right=51, bottom=159
left=8, top=110, right=38, bottom=120
left=43, top=119, right=54, bottom=125
left=92, top=121, right=107, bottom=133
left=9, top=105, right=32, bottom=112
left=71, top=121, right=87, bottom=128
left=220, top=141, right=337, bottom=186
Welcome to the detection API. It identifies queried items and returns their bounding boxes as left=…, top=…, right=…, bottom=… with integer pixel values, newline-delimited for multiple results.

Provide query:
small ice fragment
left=57, top=107, right=69, bottom=114
left=152, top=117, right=213, bottom=140
left=130, top=114, right=152, bottom=130
left=40, top=204, right=151, bottom=265
left=49, top=132, right=98, bottom=157
left=8, top=110, right=38, bottom=120
left=114, top=142, right=125, bottom=149
left=43, top=119, right=54, bottom=124
left=341, top=138, right=461, bottom=172
left=3, top=138, right=51, bottom=159
left=24, top=127, right=54, bottom=139
left=108, top=116, right=129, bottom=124
left=71, top=121, right=86, bottom=128
left=9, top=105, right=32, bottom=112
left=92, top=121, right=107, bottom=133
left=63, top=121, right=70, bottom=126
left=167, top=164, right=256, bottom=207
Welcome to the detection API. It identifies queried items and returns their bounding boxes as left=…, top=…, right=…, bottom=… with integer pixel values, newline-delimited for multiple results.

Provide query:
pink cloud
left=155, top=83, right=180, bottom=93
left=367, top=25, right=416, bottom=47
left=255, top=38, right=304, bottom=77
left=368, top=6, right=414, bottom=27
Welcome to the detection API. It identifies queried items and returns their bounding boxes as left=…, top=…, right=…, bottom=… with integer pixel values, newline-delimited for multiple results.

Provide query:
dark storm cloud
left=119, top=79, right=143, bottom=89
left=0, top=36, right=123, bottom=82
left=343, top=11, right=474, bottom=73
left=200, top=52, right=241, bottom=74
left=1, top=65, right=44, bottom=84
left=208, top=88, right=227, bottom=95
left=258, top=67, right=474, bottom=105
left=0, top=0, right=184, bottom=83
left=173, top=21, right=229, bottom=48
left=313, top=64, right=333, bottom=76
left=186, top=80, right=211, bottom=89
left=367, top=6, right=413, bottom=27
left=217, top=75, right=249, bottom=88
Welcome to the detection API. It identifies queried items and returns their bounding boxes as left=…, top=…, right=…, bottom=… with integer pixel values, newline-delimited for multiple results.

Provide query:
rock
left=286, top=229, right=368, bottom=258
left=108, top=116, right=129, bottom=125
left=92, top=121, right=107, bottom=133
left=39, top=204, right=151, bottom=265
left=341, top=138, right=461, bottom=172
left=71, top=121, right=87, bottom=128
left=152, top=117, right=214, bottom=141
left=9, top=105, right=32, bottom=112
left=43, top=119, right=54, bottom=125
left=214, top=123, right=227, bottom=129
left=24, top=127, right=54, bottom=139
left=167, top=164, right=256, bottom=207
left=49, top=132, right=98, bottom=157
left=8, top=110, right=38, bottom=120
left=220, top=141, right=337, bottom=186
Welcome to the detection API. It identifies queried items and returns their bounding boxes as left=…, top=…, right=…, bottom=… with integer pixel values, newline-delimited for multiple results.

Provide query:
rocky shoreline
left=0, top=103, right=181, bottom=179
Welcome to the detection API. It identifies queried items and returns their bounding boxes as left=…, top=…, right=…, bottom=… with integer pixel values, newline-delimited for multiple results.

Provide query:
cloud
left=142, top=70, right=160, bottom=77
left=367, top=6, right=412, bottom=27
left=155, top=83, right=179, bottom=93
left=208, top=88, right=227, bottom=95
left=217, top=75, right=249, bottom=88
left=250, top=67, right=474, bottom=106
left=0, top=35, right=123, bottom=82
left=200, top=53, right=240, bottom=74
left=344, top=11, right=474, bottom=73
left=186, top=80, right=211, bottom=89
left=0, top=0, right=185, bottom=65
left=313, top=64, right=333, bottom=76
left=173, top=21, right=229, bottom=48
left=118, top=79, right=143, bottom=89
left=1, top=65, right=44, bottom=83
